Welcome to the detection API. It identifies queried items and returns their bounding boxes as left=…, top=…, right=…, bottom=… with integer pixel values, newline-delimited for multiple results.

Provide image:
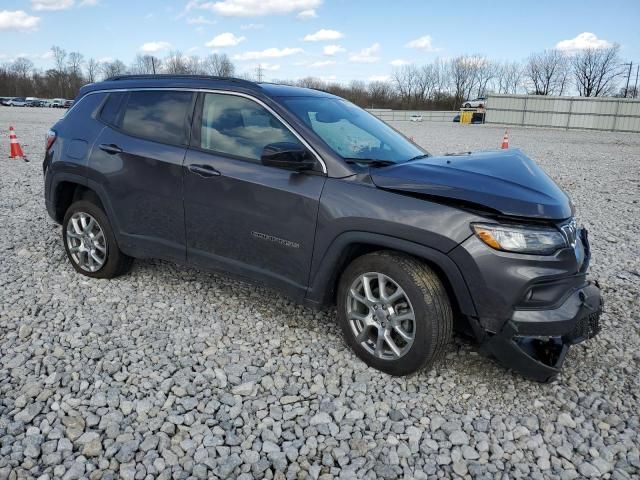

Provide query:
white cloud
left=205, top=32, right=246, bottom=48
left=304, top=28, right=343, bottom=41
left=309, top=60, right=335, bottom=68
left=297, top=9, right=317, bottom=19
left=259, top=63, right=280, bottom=71
left=234, top=47, right=303, bottom=61
left=405, top=35, right=438, bottom=52
left=192, top=0, right=322, bottom=17
left=187, top=15, right=216, bottom=24
left=349, top=43, right=380, bottom=63
left=323, top=44, right=345, bottom=56
left=369, top=75, right=391, bottom=82
left=240, top=23, right=263, bottom=29
left=0, top=10, right=41, bottom=31
left=79, top=0, right=99, bottom=6
left=556, top=32, right=614, bottom=52
left=41, top=50, right=55, bottom=59
left=140, top=41, right=172, bottom=53
left=31, top=0, right=74, bottom=10
left=390, top=59, right=410, bottom=67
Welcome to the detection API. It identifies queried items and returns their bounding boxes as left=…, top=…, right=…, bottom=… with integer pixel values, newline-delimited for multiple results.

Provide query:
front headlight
left=471, top=223, right=567, bottom=255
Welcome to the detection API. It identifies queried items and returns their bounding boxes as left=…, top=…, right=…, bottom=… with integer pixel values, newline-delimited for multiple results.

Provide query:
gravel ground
left=1, top=107, right=639, bottom=480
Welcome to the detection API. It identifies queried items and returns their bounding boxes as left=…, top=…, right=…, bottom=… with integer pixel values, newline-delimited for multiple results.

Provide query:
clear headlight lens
left=472, top=223, right=567, bottom=255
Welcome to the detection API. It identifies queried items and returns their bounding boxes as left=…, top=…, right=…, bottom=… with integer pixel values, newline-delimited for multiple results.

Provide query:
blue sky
left=1, top=0, right=639, bottom=82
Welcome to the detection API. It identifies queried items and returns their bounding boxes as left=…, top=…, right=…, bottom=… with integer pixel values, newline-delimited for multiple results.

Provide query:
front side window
left=119, top=91, right=193, bottom=145
left=282, top=96, right=425, bottom=163
left=199, top=93, right=301, bottom=162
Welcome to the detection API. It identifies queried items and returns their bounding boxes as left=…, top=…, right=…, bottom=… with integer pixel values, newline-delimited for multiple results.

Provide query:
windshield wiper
left=344, top=158, right=396, bottom=168
left=405, top=153, right=430, bottom=162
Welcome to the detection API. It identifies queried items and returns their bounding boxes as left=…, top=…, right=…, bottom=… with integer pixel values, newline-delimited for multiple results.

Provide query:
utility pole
left=255, top=64, right=264, bottom=82
left=151, top=57, right=156, bottom=74
left=622, top=62, right=633, bottom=97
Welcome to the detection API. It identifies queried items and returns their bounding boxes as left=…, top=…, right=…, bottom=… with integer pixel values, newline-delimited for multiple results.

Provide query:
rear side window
left=100, top=92, right=126, bottom=126
left=118, top=91, right=193, bottom=145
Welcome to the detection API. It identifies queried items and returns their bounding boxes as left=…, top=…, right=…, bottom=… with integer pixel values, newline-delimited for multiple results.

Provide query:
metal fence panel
left=367, top=109, right=458, bottom=123
left=485, top=94, right=640, bottom=133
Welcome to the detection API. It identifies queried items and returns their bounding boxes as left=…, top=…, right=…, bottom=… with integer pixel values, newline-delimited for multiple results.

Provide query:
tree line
left=0, top=44, right=634, bottom=109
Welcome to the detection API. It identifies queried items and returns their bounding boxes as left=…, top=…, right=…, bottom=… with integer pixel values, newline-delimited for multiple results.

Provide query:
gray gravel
left=1, top=107, right=639, bottom=479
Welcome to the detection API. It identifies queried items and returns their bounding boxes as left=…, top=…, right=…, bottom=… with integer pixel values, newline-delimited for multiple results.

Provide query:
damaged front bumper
left=481, top=281, right=603, bottom=382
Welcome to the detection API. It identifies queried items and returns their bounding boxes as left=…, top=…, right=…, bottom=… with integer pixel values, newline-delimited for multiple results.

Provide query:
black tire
left=464, top=103, right=471, bottom=108
left=337, top=251, right=452, bottom=376
left=62, top=200, right=132, bottom=279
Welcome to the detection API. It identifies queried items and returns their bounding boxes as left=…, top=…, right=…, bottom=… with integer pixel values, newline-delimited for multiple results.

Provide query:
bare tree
left=183, top=56, right=204, bottom=74
left=525, top=49, right=567, bottom=95
left=101, top=60, right=127, bottom=78
left=368, top=80, right=393, bottom=107
left=201, top=53, right=235, bottom=77
left=392, top=65, right=420, bottom=107
left=164, top=51, right=188, bottom=74
left=571, top=45, right=622, bottom=97
left=130, top=54, right=160, bottom=74
left=446, top=56, right=479, bottom=106
left=494, top=61, right=522, bottom=94
left=86, top=58, right=100, bottom=83
left=472, top=56, right=496, bottom=97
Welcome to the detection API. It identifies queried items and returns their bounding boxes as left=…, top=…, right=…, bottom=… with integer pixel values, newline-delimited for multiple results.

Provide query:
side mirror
left=261, top=142, right=316, bottom=171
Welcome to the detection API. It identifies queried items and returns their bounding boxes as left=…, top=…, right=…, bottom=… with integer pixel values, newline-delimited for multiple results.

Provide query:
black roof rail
left=105, top=74, right=258, bottom=87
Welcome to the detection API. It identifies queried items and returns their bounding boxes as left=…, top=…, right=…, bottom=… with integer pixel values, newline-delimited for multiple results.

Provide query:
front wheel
left=62, top=200, right=132, bottom=278
left=464, top=103, right=471, bottom=108
left=336, top=251, right=452, bottom=376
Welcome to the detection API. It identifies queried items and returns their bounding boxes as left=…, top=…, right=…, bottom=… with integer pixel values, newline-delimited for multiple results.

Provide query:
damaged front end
left=481, top=281, right=603, bottom=382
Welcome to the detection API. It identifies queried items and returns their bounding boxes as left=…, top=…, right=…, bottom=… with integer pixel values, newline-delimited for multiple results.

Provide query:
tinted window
left=100, top=92, right=126, bottom=126
left=199, top=93, right=301, bottom=162
left=120, top=91, right=193, bottom=145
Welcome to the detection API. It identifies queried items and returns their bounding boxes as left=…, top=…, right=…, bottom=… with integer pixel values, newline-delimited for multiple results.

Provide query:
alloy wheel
left=346, top=272, right=416, bottom=360
left=66, top=212, right=107, bottom=272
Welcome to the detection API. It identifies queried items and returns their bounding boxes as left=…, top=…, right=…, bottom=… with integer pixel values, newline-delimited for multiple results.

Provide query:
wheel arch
left=305, top=232, right=478, bottom=319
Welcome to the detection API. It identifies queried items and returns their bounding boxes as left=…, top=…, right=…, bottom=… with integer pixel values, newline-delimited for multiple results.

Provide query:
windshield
left=282, top=96, right=426, bottom=164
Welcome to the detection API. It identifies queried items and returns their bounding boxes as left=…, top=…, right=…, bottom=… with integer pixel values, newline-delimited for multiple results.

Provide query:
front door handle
left=188, top=164, right=221, bottom=178
left=98, top=143, right=123, bottom=155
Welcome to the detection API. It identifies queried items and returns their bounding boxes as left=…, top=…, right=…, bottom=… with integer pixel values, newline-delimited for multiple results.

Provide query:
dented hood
left=370, top=149, right=572, bottom=220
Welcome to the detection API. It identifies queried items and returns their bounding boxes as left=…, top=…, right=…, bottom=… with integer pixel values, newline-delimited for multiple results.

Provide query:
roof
left=78, top=74, right=335, bottom=99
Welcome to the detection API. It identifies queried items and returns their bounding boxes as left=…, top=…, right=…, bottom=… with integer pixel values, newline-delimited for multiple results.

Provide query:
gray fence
left=367, top=109, right=458, bottom=122
left=485, top=94, right=640, bottom=133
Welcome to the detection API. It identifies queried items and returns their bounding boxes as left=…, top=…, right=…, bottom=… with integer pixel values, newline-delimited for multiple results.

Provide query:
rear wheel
left=464, top=103, right=471, bottom=108
left=337, top=251, right=452, bottom=376
left=62, top=200, right=132, bottom=278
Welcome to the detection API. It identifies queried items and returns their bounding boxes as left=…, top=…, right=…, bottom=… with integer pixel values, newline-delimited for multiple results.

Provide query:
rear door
left=183, top=92, right=326, bottom=297
left=88, top=90, right=195, bottom=262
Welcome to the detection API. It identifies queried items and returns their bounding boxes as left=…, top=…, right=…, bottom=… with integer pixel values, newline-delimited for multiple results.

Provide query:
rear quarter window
left=99, top=92, right=126, bottom=126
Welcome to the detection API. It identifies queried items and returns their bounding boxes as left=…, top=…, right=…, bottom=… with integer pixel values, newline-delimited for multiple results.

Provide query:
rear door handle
left=188, top=164, right=221, bottom=178
left=98, top=143, right=123, bottom=155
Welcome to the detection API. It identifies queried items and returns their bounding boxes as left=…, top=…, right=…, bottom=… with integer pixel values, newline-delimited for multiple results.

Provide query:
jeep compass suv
left=43, top=75, right=602, bottom=381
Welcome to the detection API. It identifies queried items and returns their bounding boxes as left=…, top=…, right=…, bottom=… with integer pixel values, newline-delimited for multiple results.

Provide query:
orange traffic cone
left=9, top=126, right=28, bottom=161
left=501, top=129, right=509, bottom=149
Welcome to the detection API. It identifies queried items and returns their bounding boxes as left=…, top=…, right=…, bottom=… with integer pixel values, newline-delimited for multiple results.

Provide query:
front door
left=183, top=92, right=326, bottom=297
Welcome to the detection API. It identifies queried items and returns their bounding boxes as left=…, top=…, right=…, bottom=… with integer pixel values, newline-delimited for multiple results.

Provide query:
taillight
left=45, top=129, right=57, bottom=152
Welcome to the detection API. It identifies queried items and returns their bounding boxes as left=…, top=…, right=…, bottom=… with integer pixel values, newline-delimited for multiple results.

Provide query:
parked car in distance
left=64, top=99, right=74, bottom=108
left=409, top=114, right=423, bottom=122
left=462, top=96, right=486, bottom=108
left=41, top=99, right=54, bottom=108
left=43, top=74, right=602, bottom=382
left=51, top=98, right=66, bottom=108
left=0, top=97, right=11, bottom=106
left=6, top=97, right=28, bottom=107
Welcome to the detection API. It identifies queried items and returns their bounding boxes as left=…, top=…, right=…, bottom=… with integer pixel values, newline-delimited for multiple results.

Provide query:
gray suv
left=43, top=75, right=602, bottom=382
